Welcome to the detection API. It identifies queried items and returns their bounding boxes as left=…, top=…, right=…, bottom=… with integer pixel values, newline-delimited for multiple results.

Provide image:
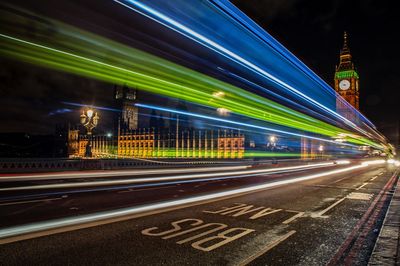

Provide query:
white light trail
left=114, top=0, right=370, bottom=137
left=0, top=162, right=338, bottom=191
left=0, top=165, right=248, bottom=182
left=136, top=103, right=358, bottom=147
left=0, top=160, right=384, bottom=243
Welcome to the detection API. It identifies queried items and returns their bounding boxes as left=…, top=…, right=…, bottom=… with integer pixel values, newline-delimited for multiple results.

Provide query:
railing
left=0, top=158, right=257, bottom=173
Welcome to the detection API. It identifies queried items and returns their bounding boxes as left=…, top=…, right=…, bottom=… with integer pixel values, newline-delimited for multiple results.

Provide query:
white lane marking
left=0, top=161, right=383, bottom=244
left=238, top=230, right=296, bottom=266
left=312, top=197, right=347, bottom=218
left=355, top=182, right=369, bottom=190
left=347, top=192, right=373, bottom=200
left=370, top=176, right=378, bottom=181
left=282, top=211, right=305, bottom=224
left=0, top=162, right=337, bottom=191
left=0, top=197, right=63, bottom=206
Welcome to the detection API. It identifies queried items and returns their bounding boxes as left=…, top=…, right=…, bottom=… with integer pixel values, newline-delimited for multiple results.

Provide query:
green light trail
left=0, top=16, right=384, bottom=150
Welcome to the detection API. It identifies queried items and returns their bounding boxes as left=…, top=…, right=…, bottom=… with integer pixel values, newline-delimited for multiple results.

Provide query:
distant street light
left=217, top=108, right=230, bottom=116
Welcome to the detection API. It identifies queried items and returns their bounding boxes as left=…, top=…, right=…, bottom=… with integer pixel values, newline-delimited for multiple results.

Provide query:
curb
left=369, top=169, right=400, bottom=265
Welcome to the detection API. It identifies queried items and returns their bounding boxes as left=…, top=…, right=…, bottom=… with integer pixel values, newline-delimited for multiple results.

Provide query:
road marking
left=238, top=230, right=296, bottom=266
left=370, top=176, right=378, bottom=181
left=0, top=197, right=62, bottom=206
left=347, top=192, right=373, bottom=200
left=282, top=211, right=305, bottom=224
left=312, top=197, right=346, bottom=218
left=204, top=203, right=282, bottom=220
left=142, top=218, right=254, bottom=252
left=355, top=182, right=369, bottom=190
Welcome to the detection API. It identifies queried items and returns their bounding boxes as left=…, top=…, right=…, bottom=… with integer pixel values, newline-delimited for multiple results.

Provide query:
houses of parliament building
left=67, top=85, right=245, bottom=159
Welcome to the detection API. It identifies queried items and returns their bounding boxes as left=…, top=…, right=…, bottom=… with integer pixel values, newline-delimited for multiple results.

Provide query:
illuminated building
left=117, top=129, right=244, bottom=159
left=334, top=32, right=360, bottom=120
left=67, top=89, right=244, bottom=159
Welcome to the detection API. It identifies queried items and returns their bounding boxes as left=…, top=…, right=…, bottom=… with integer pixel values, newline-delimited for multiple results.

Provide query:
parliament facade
left=67, top=86, right=245, bottom=159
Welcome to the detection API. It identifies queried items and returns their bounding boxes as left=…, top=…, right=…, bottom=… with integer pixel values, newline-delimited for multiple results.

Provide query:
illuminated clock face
left=339, top=79, right=351, bottom=90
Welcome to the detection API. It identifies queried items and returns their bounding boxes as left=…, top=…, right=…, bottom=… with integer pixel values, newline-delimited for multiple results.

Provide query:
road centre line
left=313, top=179, right=376, bottom=217
left=237, top=230, right=296, bottom=266
left=355, top=182, right=369, bottom=190
left=370, top=176, right=378, bottom=181
left=0, top=161, right=383, bottom=244
left=282, top=211, right=305, bottom=224
left=312, top=197, right=347, bottom=218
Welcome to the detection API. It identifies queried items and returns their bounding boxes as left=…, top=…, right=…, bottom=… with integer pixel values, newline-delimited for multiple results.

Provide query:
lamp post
left=318, top=145, right=324, bottom=159
left=80, top=108, right=99, bottom=157
left=80, top=108, right=99, bottom=135
left=268, top=135, right=277, bottom=164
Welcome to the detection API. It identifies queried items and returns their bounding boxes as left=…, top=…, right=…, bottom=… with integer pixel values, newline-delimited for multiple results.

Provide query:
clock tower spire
left=334, top=31, right=360, bottom=120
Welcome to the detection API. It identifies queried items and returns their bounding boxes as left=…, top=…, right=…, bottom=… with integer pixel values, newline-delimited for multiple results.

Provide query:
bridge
left=0, top=0, right=399, bottom=265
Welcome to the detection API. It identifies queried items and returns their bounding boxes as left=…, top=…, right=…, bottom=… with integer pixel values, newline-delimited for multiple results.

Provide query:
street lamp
left=268, top=135, right=278, bottom=164
left=318, top=145, right=324, bottom=159
left=80, top=108, right=99, bottom=158
left=80, top=108, right=99, bottom=135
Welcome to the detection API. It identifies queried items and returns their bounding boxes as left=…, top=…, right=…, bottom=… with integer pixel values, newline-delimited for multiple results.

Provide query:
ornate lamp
left=80, top=108, right=99, bottom=135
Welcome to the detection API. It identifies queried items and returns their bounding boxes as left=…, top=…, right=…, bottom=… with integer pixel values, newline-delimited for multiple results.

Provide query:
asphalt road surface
left=0, top=161, right=399, bottom=265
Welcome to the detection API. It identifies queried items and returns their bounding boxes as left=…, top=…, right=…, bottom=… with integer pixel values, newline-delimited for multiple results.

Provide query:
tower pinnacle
left=340, top=31, right=350, bottom=55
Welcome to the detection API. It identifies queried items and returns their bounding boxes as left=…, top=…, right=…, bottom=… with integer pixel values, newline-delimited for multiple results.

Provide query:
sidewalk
left=369, top=169, right=400, bottom=265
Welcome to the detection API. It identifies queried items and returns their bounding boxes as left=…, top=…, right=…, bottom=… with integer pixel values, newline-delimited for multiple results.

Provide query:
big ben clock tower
left=334, top=32, right=359, bottom=120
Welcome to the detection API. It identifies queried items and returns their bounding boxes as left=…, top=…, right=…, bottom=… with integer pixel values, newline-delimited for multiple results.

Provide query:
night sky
left=233, top=0, right=399, bottom=146
left=0, top=0, right=399, bottom=146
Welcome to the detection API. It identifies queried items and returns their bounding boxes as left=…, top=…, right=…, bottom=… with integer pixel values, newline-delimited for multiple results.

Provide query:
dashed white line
left=312, top=197, right=347, bottom=218
left=238, top=230, right=296, bottom=265
left=355, top=182, right=369, bottom=191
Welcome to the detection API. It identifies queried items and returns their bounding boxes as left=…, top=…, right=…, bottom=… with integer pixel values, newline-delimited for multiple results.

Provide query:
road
left=0, top=160, right=399, bottom=265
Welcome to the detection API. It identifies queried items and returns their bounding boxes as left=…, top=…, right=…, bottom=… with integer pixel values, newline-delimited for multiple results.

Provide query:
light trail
left=210, top=0, right=377, bottom=130
left=135, top=103, right=357, bottom=147
left=0, top=165, right=249, bottom=182
left=0, top=33, right=360, bottom=141
left=115, top=0, right=370, bottom=137
left=0, top=160, right=385, bottom=244
left=0, top=162, right=338, bottom=191
left=0, top=6, right=389, bottom=152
